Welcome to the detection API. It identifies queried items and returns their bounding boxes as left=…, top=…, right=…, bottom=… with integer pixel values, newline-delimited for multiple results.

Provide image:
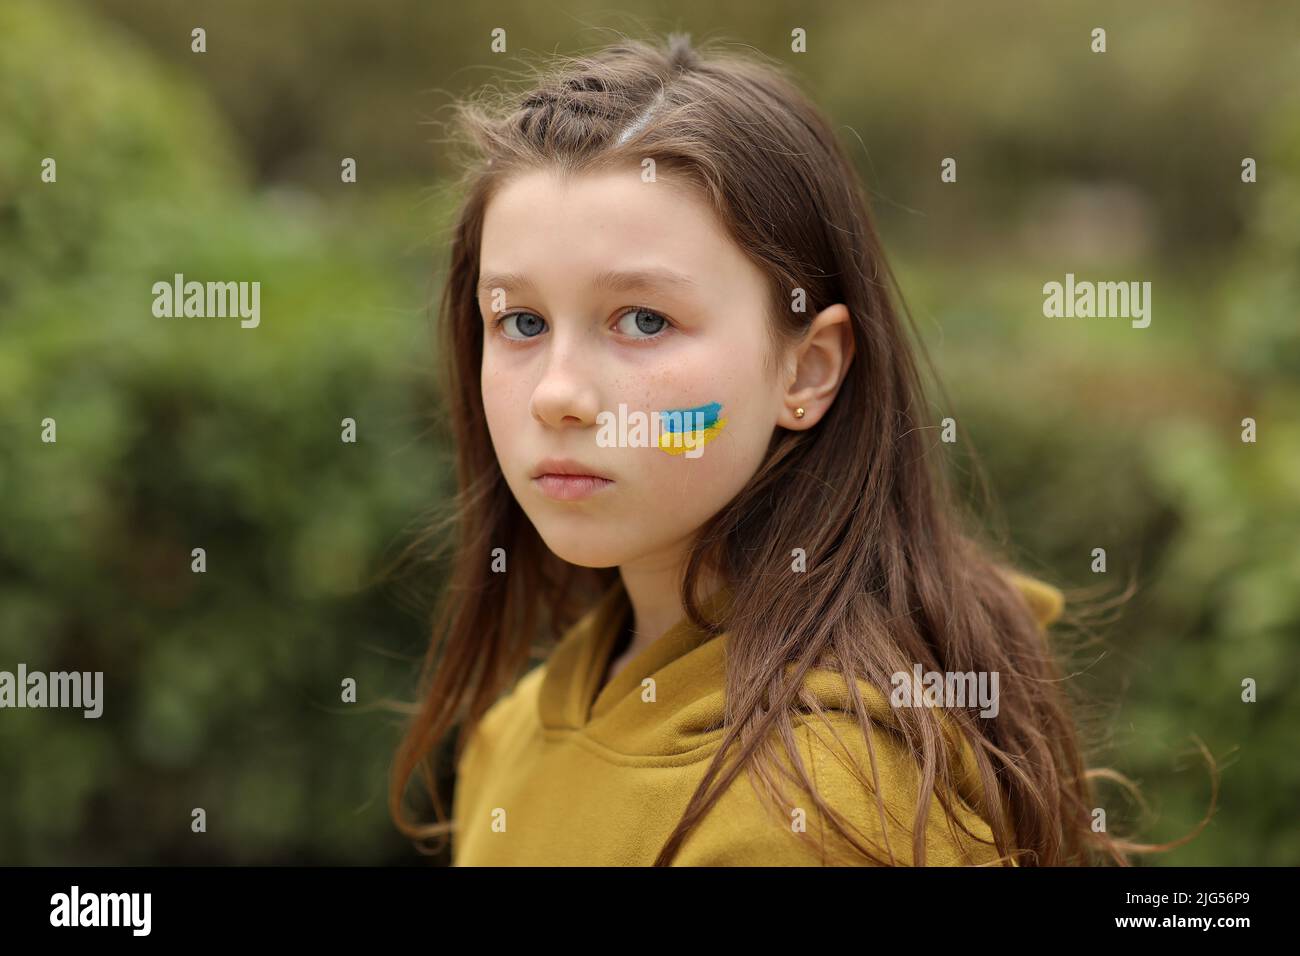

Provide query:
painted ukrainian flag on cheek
left=656, top=401, right=727, bottom=456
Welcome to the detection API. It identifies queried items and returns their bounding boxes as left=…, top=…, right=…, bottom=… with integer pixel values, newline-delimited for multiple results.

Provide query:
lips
left=530, top=457, right=615, bottom=502
left=532, top=474, right=614, bottom=501
left=530, top=457, right=612, bottom=481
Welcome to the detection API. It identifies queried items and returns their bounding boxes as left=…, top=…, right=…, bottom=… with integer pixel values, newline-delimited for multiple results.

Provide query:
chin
left=538, top=538, right=618, bottom=567
left=532, top=525, right=625, bottom=569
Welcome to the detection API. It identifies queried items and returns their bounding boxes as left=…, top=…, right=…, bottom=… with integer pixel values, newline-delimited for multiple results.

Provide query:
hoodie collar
left=537, top=578, right=631, bottom=733
left=534, top=577, right=917, bottom=767
left=538, top=577, right=734, bottom=735
left=534, top=571, right=1062, bottom=812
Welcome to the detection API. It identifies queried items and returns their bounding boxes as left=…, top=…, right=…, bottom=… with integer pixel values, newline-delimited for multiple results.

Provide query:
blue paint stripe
left=659, top=401, right=722, bottom=433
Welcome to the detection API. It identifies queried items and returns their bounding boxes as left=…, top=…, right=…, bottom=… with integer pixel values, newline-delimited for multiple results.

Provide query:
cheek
left=625, top=358, right=773, bottom=507
left=609, top=404, right=766, bottom=558
left=481, top=358, right=525, bottom=451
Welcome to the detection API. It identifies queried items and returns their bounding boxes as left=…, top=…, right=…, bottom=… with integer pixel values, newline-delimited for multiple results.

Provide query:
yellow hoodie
left=451, top=570, right=1064, bottom=866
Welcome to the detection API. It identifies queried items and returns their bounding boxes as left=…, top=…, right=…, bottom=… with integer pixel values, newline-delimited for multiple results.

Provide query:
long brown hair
left=387, top=32, right=1214, bottom=865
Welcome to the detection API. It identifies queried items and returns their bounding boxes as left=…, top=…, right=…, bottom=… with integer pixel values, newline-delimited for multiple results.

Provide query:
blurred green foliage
left=1, top=0, right=446, bottom=863
left=1, top=0, right=1297, bottom=864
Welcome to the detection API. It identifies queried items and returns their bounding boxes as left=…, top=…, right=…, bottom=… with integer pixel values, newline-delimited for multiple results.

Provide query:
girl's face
left=477, top=166, right=789, bottom=570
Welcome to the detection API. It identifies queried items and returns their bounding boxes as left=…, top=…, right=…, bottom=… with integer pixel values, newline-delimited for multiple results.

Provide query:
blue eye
left=616, top=306, right=669, bottom=339
left=495, top=312, right=547, bottom=339
left=491, top=306, right=671, bottom=342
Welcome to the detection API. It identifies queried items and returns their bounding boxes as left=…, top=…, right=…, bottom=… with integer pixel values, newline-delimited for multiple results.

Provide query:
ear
left=779, top=303, right=855, bottom=429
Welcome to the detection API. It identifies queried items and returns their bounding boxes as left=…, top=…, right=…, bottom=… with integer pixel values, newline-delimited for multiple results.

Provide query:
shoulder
left=461, top=663, right=545, bottom=758
left=673, top=707, right=1009, bottom=866
left=1000, top=568, right=1065, bottom=630
left=453, top=663, right=546, bottom=806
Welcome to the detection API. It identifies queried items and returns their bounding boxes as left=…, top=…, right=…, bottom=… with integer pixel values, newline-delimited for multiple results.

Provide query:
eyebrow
left=476, top=267, right=697, bottom=298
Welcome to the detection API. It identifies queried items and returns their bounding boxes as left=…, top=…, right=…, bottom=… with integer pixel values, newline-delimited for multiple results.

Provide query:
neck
left=607, top=549, right=722, bottom=686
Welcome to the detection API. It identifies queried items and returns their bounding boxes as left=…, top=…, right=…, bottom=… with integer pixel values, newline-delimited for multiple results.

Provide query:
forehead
left=477, top=166, right=742, bottom=295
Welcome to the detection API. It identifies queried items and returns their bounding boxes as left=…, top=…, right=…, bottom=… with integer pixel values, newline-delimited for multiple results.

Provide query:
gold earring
left=794, top=407, right=805, bottom=419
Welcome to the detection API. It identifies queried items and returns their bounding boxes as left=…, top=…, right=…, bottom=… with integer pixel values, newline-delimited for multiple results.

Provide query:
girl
left=388, top=33, right=1201, bottom=865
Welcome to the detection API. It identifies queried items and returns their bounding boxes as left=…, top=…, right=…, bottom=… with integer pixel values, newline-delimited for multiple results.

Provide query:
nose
left=529, top=334, right=602, bottom=429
